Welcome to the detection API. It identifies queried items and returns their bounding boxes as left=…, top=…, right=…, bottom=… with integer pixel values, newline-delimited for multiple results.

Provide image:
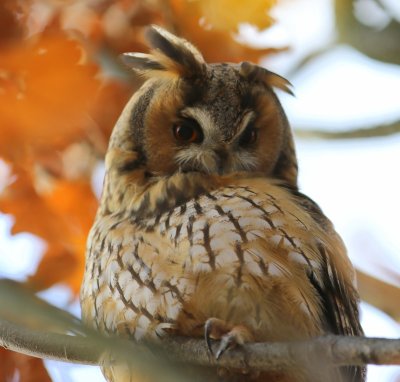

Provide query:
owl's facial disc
left=173, top=108, right=259, bottom=175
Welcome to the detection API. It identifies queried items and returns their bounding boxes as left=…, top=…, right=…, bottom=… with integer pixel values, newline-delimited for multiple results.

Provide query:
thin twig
left=294, top=119, right=400, bottom=140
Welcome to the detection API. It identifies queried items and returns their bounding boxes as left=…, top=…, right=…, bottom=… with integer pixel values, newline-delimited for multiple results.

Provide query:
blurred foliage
left=0, top=0, right=280, bottom=296
left=0, top=0, right=281, bottom=378
left=336, top=0, right=400, bottom=65
left=1, top=0, right=400, bottom=380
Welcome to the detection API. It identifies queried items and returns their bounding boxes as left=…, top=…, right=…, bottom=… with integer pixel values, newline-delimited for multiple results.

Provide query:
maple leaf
left=0, top=1, right=26, bottom=46
left=197, top=0, right=277, bottom=31
left=88, top=79, right=134, bottom=153
left=0, top=168, right=98, bottom=293
left=0, top=348, right=51, bottom=382
left=0, top=32, right=102, bottom=163
left=169, top=0, right=285, bottom=63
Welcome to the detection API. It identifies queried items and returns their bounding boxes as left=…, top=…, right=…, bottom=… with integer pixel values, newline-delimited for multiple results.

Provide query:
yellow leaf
left=197, top=0, right=277, bottom=31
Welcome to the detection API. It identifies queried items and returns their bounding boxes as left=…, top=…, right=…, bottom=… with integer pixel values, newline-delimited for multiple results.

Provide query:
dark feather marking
left=203, top=223, right=215, bottom=270
left=129, top=84, right=156, bottom=162
left=233, top=194, right=276, bottom=229
left=205, top=192, right=217, bottom=201
left=234, top=243, right=244, bottom=287
left=226, top=211, right=248, bottom=243
left=174, top=223, right=182, bottom=245
left=164, top=212, right=172, bottom=230
left=126, top=264, right=157, bottom=293
left=118, top=151, right=146, bottom=173
left=115, top=281, right=140, bottom=314
left=163, top=281, right=185, bottom=304
left=214, top=205, right=225, bottom=216
left=193, top=201, right=203, bottom=215
left=179, top=203, right=187, bottom=215
left=182, top=309, right=196, bottom=320
left=92, top=291, right=100, bottom=330
left=277, top=227, right=313, bottom=268
left=280, top=184, right=333, bottom=230
left=187, top=215, right=195, bottom=246
left=131, top=193, right=150, bottom=220
left=140, top=306, right=155, bottom=321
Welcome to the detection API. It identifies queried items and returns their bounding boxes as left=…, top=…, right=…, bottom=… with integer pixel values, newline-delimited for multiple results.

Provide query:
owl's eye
left=239, top=123, right=258, bottom=146
left=173, top=118, right=203, bottom=144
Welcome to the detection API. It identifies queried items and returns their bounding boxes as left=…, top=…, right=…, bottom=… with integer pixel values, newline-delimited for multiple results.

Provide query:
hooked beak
left=214, top=147, right=229, bottom=175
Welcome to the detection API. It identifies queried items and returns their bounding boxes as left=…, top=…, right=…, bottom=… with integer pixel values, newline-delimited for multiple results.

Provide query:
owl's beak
left=214, top=147, right=228, bottom=175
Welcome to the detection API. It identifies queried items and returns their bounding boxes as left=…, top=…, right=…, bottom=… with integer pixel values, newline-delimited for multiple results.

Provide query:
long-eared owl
left=80, top=25, right=365, bottom=382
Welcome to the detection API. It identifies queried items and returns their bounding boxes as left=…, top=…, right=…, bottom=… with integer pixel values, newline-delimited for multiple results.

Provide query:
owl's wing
left=291, top=188, right=366, bottom=382
left=311, top=246, right=365, bottom=382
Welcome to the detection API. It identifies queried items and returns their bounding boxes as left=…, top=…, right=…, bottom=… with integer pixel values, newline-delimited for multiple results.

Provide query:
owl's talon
left=215, top=334, right=235, bottom=360
left=204, top=318, right=253, bottom=360
left=204, top=319, right=215, bottom=356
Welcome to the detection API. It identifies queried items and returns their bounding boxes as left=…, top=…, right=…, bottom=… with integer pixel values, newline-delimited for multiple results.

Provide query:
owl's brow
left=178, top=107, right=214, bottom=135
left=233, top=111, right=256, bottom=140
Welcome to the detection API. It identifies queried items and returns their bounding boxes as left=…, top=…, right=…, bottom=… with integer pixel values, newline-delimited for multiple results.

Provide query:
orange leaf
left=0, top=348, right=52, bottom=382
left=27, top=245, right=78, bottom=292
left=170, top=0, right=284, bottom=63
left=32, top=179, right=97, bottom=293
left=0, top=169, right=67, bottom=241
left=89, top=80, right=133, bottom=153
left=0, top=1, right=26, bottom=46
left=0, top=167, right=98, bottom=293
left=43, top=179, right=98, bottom=238
left=0, top=32, right=102, bottom=162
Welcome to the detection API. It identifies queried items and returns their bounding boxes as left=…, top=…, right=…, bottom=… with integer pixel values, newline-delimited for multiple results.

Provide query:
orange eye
left=173, top=118, right=203, bottom=144
left=239, top=123, right=258, bottom=146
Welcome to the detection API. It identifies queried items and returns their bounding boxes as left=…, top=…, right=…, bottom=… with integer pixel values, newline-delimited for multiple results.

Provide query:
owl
left=80, top=26, right=365, bottom=382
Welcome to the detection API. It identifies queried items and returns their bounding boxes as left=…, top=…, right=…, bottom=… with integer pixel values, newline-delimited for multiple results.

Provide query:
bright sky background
left=1, top=0, right=400, bottom=380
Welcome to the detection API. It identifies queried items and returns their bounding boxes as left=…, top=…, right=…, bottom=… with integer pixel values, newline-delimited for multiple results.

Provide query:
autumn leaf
left=0, top=348, right=51, bottom=382
left=0, top=168, right=98, bottom=293
left=0, top=32, right=102, bottom=162
left=169, top=0, right=285, bottom=63
left=16, top=0, right=165, bottom=54
left=0, top=1, right=26, bottom=46
left=88, top=79, right=134, bottom=153
left=0, top=169, right=66, bottom=241
left=196, top=0, right=277, bottom=31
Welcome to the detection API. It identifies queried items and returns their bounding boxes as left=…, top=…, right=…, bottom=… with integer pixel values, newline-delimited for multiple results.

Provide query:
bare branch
left=0, top=320, right=100, bottom=365
left=357, top=270, right=400, bottom=322
left=2, top=319, right=400, bottom=373
left=1, top=278, right=400, bottom=380
left=294, top=120, right=400, bottom=140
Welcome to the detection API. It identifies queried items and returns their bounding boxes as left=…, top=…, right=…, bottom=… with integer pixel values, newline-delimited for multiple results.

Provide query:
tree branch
left=1, top=279, right=400, bottom=380
left=294, top=119, right=400, bottom=140
left=1, top=319, right=400, bottom=372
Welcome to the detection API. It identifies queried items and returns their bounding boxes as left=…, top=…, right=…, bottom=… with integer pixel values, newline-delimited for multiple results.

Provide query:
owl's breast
left=81, top=182, right=327, bottom=343
left=136, top=183, right=326, bottom=340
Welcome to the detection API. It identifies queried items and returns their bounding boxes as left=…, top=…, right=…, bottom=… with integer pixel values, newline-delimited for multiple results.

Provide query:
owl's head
left=108, top=25, right=298, bottom=187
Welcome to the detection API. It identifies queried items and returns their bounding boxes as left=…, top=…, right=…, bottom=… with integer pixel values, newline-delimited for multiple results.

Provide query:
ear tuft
left=239, top=61, right=294, bottom=96
left=120, top=52, right=165, bottom=72
left=121, top=25, right=206, bottom=79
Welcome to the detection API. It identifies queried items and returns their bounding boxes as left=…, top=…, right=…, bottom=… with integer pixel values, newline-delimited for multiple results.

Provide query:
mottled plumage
left=80, top=26, right=365, bottom=382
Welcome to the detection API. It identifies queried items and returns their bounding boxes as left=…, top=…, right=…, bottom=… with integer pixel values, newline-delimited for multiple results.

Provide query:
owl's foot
left=204, top=318, right=253, bottom=360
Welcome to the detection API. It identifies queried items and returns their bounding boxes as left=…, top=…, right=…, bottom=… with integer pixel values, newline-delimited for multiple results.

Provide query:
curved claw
left=215, top=334, right=235, bottom=360
left=204, top=319, right=215, bottom=356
